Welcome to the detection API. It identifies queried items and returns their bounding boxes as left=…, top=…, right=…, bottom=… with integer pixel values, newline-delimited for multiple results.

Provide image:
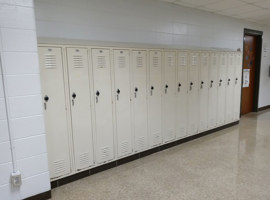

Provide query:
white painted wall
left=0, top=0, right=50, bottom=199
left=34, top=0, right=270, bottom=107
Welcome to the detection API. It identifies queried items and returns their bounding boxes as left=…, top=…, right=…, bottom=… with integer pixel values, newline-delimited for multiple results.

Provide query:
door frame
left=241, top=28, right=263, bottom=115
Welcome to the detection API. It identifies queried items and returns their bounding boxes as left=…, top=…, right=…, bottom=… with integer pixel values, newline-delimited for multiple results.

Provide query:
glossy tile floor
left=51, top=111, right=270, bottom=200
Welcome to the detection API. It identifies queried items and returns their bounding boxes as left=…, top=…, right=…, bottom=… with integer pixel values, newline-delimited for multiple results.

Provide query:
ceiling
left=160, top=0, right=270, bottom=26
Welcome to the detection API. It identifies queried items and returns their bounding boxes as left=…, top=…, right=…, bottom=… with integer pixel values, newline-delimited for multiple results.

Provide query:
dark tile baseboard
left=258, top=105, right=270, bottom=112
left=50, top=120, right=239, bottom=190
left=23, top=190, right=51, bottom=200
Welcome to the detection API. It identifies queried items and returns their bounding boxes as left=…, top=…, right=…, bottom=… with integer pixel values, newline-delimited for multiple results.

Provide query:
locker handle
left=219, top=79, right=222, bottom=87
left=72, top=93, right=76, bottom=99
left=189, top=82, right=193, bottom=91
left=210, top=80, right=213, bottom=88
left=116, top=89, right=120, bottom=100
left=44, top=95, right=49, bottom=102
left=151, top=86, right=154, bottom=96
left=134, top=87, right=138, bottom=98
left=165, top=84, right=168, bottom=94
left=96, top=91, right=100, bottom=103
left=96, top=91, right=100, bottom=96
left=228, top=79, right=231, bottom=86
left=235, top=78, right=238, bottom=84
left=200, top=81, right=204, bottom=89
left=178, top=83, right=181, bottom=92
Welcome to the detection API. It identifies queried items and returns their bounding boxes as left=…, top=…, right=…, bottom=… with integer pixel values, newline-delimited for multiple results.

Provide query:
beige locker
left=176, top=51, right=188, bottom=139
left=208, top=52, right=219, bottom=129
left=113, top=49, right=133, bottom=158
left=66, top=48, right=94, bottom=170
left=217, top=52, right=227, bottom=126
left=39, top=47, right=71, bottom=179
left=163, top=51, right=176, bottom=143
left=199, top=52, right=209, bottom=132
left=91, top=48, right=115, bottom=164
left=187, top=52, right=199, bottom=135
left=148, top=50, right=162, bottom=147
left=233, top=52, right=242, bottom=121
left=225, top=52, right=235, bottom=124
left=132, top=50, right=148, bottom=152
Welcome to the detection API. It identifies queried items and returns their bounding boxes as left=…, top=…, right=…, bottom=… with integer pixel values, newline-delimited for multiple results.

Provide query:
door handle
left=178, top=83, right=181, bottom=92
left=116, top=89, right=120, bottom=100
left=151, top=86, right=154, bottom=96
left=44, top=95, right=49, bottom=110
left=96, top=91, right=100, bottom=103
left=72, top=92, right=76, bottom=106
left=210, top=80, right=213, bottom=88
left=134, top=87, right=138, bottom=98
left=165, top=84, right=168, bottom=94
left=200, top=81, right=204, bottom=89
left=189, top=82, right=193, bottom=91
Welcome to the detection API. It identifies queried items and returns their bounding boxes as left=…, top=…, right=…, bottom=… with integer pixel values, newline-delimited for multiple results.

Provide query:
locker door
left=113, top=49, right=132, bottom=158
left=233, top=52, right=242, bottom=121
left=208, top=53, right=219, bottom=129
left=217, top=52, right=227, bottom=126
left=148, top=50, right=162, bottom=147
left=38, top=47, right=71, bottom=179
left=188, top=52, right=199, bottom=135
left=199, top=52, right=209, bottom=132
left=91, top=48, right=114, bottom=164
left=163, top=51, right=176, bottom=143
left=176, top=51, right=188, bottom=139
left=66, top=48, right=94, bottom=171
left=132, top=50, right=148, bottom=152
left=225, top=53, right=235, bottom=124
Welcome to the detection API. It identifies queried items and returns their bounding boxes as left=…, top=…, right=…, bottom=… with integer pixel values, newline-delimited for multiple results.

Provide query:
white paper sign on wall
left=243, top=69, right=250, bottom=88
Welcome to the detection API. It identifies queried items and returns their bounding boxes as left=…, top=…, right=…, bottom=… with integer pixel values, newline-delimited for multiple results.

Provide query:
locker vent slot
left=79, top=152, right=90, bottom=168
left=101, top=146, right=110, bottom=161
left=180, top=56, right=186, bottom=66
left=54, top=159, right=66, bottom=175
left=120, top=141, right=129, bottom=155
left=138, top=136, right=145, bottom=149
left=118, top=56, right=126, bottom=68
left=97, top=56, right=106, bottom=68
left=153, top=57, right=160, bottom=67
left=192, top=56, right=197, bottom=66
left=221, top=57, right=225, bottom=65
left=44, top=54, right=57, bottom=69
left=213, top=57, right=217, bottom=66
left=167, top=56, right=174, bottom=67
left=73, top=55, right=84, bottom=68
left=136, top=56, right=143, bottom=68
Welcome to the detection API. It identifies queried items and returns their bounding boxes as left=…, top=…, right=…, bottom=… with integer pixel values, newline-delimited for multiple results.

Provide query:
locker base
left=50, top=120, right=239, bottom=190
left=23, top=190, right=51, bottom=200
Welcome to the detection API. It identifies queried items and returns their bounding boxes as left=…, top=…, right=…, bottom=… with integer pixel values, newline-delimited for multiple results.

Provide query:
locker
left=163, top=51, right=176, bottom=142
left=208, top=52, right=219, bottom=129
left=39, top=47, right=71, bottom=179
left=91, top=48, right=114, bottom=164
left=132, top=50, right=148, bottom=152
left=148, top=50, right=162, bottom=147
left=199, top=52, right=209, bottom=132
left=112, top=49, right=133, bottom=158
left=187, top=52, right=199, bottom=135
left=225, top=52, right=235, bottom=124
left=176, top=51, right=188, bottom=139
left=217, top=52, right=227, bottom=126
left=66, top=48, right=94, bottom=170
left=233, top=52, right=242, bottom=121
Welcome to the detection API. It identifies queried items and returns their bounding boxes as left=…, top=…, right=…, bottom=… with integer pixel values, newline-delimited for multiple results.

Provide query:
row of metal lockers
left=38, top=45, right=242, bottom=180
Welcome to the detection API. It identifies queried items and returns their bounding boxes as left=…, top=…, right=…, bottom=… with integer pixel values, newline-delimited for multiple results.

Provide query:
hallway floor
left=50, top=110, right=270, bottom=200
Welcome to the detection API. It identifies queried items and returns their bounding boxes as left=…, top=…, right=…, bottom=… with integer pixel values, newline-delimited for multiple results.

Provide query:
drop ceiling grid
left=160, top=0, right=270, bottom=26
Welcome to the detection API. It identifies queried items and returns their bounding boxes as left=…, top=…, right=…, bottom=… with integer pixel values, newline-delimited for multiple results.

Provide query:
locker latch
left=178, top=83, right=181, bottom=92
left=116, top=89, right=120, bottom=100
left=200, top=81, right=204, bottom=89
left=210, top=80, right=214, bottom=88
left=235, top=78, right=238, bottom=85
left=134, top=87, right=138, bottom=98
left=44, top=95, right=49, bottom=110
left=219, top=79, right=222, bottom=86
left=189, top=82, right=193, bottom=91
left=96, top=91, right=100, bottom=103
left=227, top=79, right=231, bottom=86
left=72, top=92, right=76, bottom=106
left=150, top=86, right=154, bottom=96
left=165, top=84, right=168, bottom=94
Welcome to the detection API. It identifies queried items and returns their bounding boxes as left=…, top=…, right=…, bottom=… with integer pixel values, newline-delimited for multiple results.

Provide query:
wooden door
left=241, top=35, right=256, bottom=115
